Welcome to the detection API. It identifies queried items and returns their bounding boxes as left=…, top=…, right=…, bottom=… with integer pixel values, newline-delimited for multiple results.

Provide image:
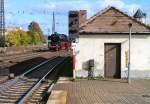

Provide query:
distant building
left=75, top=7, right=150, bottom=79
left=5, top=26, right=23, bottom=35
left=5, top=27, right=23, bottom=32
left=133, top=9, right=146, bottom=24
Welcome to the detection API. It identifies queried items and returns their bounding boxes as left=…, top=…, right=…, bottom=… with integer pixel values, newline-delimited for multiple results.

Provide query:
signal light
left=69, top=11, right=79, bottom=42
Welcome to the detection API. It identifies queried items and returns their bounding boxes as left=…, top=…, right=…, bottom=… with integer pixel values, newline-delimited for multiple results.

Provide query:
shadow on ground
left=8, top=57, right=47, bottom=76
left=45, top=56, right=73, bottom=80
left=7, top=56, right=73, bottom=79
left=59, top=56, right=73, bottom=77
left=35, top=48, right=56, bottom=52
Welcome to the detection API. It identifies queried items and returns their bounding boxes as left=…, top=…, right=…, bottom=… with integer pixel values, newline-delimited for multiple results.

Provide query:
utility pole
left=128, top=23, right=132, bottom=84
left=69, top=11, right=79, bottom=79
left=0, top=0, right=5, bottom=47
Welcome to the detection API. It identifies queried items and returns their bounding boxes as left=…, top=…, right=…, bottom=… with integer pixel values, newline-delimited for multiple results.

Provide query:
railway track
left=0, top=56, right=68, bottom=104
left=0, top=52, right=48, bottom=63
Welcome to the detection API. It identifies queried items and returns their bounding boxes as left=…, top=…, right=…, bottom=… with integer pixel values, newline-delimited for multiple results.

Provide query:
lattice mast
left=0, top=0, right=5, bottom=47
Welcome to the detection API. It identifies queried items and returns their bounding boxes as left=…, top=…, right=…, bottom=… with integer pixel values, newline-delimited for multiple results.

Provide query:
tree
left=28, top=21, right=44, bottom=43
left=18, top=30, right=30, bottom=46
left=33, top=32, right=41, bottom=45
left=6, top=30, right=31, bottom=47
left=6, top=31, right=20, bottom=46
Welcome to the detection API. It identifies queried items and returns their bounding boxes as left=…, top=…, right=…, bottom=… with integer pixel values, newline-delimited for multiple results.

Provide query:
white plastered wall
left=75, top=34, right=150, bottom=78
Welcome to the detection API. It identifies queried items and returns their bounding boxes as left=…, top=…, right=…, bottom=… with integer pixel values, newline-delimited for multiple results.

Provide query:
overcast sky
left=5, top=0, right=150, bottom=35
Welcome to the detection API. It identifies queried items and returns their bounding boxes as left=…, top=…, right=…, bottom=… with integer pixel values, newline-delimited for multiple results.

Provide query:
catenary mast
left=0, top=0, right=5, bottom=47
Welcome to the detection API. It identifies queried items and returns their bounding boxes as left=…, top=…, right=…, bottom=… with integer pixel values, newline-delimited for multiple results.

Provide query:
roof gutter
left=79, top=32, right=150, bottom=35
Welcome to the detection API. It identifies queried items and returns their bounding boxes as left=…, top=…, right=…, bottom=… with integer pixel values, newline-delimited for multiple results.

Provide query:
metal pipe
left=128, top=23, right=132, bottom=84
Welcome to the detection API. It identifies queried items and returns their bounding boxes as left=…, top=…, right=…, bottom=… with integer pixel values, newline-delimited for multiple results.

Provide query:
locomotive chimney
left=79, top=10, right=87, bottom=25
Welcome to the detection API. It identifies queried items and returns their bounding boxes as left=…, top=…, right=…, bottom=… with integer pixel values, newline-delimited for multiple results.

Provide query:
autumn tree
left=18, top=30, right=30, bottom=46
left=5, top=21, right=45, bottom=47
left=6, top=30, right=30, bottom=47
left=6, top=31, right=20, bottom=46
left=28, top=21, right=45, bottom=44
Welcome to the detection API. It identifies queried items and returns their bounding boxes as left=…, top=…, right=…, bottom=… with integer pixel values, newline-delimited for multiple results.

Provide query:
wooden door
left=105, top=43, right=121, bottom=78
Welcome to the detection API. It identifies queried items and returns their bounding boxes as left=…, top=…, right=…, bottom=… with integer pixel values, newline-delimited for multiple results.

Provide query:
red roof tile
left=80, top=7, right=150, bottom=34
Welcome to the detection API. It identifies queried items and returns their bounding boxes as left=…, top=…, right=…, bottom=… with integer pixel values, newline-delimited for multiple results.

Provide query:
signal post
left=69, top=11, right=79, bottom=79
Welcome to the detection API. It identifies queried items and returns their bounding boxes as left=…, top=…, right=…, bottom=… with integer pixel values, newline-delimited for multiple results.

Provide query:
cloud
left=97, top=0, right=140, bottom=15
left=31, top=0, right=91, bottom=14
left=32, top=0, right=140, bottom=17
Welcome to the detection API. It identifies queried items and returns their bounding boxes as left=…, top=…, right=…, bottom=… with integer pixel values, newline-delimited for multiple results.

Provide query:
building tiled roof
left=80, top=7, right=150, bottom=34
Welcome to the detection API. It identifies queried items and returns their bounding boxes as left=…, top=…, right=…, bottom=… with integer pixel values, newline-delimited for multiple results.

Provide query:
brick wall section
left=79, top=10, right=87, bottom=25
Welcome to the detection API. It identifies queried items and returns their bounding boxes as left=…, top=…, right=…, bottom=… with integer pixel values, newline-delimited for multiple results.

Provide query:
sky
left=5, top=0, right=150, bottom=35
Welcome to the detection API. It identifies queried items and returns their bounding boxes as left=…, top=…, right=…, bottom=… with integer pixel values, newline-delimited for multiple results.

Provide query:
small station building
left=75, top=7, right=150, bottom=79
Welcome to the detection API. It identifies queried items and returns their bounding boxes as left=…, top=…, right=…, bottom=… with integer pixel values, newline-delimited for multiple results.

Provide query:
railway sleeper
left=14, top=81, right=33, bottom=84
left=1, top=93, right=24, bottom=97
left=25, top=85, right=49, bottom=103
left=4, top=91, right=28, bottom=95
left=28, top=98, right=42, bottom=102
left=0, top=95, right=20, bottom=100
left=0, top=103, right=14, bottom=104
left=10, top=85, right=33, bottom=89
left=0, top=80, right=16, bottom=88
left=7, top=87, right=31, bottom=91
left=0, top=98, right=17, bottom=103
left=1, top=88, right=30, bottom=93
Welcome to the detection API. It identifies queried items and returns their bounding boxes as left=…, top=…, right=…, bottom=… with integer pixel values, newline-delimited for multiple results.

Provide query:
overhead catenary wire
left=5, top=8, right=67, bottom=35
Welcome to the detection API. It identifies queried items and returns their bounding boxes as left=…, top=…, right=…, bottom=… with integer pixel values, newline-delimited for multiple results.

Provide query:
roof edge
left=80, top=6, right=150, bottom=30
left=80, top=31, right=150, bottom=35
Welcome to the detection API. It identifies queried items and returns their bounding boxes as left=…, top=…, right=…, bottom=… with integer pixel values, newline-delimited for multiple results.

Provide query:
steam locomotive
left=48, top=32, right=70, bottom=51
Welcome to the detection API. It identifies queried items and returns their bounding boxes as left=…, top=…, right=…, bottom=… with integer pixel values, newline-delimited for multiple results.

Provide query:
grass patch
left=70, top=78, right=76, bottom=82
left=88, top=76, right=105, bottom=80
left=93, top=76, right=105, bottom=80
left=71, top=76, right=105, bottom=81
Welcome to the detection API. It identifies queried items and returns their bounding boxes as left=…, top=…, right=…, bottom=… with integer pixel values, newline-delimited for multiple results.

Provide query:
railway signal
left=69, top=11, right=80, bottom=79
left=69, top=11, right=79, bottom=42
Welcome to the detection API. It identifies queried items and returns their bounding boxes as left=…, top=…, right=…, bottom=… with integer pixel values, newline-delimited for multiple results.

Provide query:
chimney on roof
left=133, top=9, right=146, bottom=24
left=79, top=10, right=87, bottom=25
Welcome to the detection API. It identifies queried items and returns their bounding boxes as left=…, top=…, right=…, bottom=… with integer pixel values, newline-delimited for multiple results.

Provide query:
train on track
left=48, top=32, right=71, bottom=51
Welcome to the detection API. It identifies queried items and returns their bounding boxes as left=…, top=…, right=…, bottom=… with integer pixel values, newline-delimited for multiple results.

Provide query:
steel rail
left=47, top=58, right=69, bottom=93
left=20, top=56, right=57, bottom=77
left=17, top=57, right=67, bottom=104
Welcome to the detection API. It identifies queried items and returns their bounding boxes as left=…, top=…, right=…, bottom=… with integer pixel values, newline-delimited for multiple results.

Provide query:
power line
left=5, top=10, right=67, bottom=16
